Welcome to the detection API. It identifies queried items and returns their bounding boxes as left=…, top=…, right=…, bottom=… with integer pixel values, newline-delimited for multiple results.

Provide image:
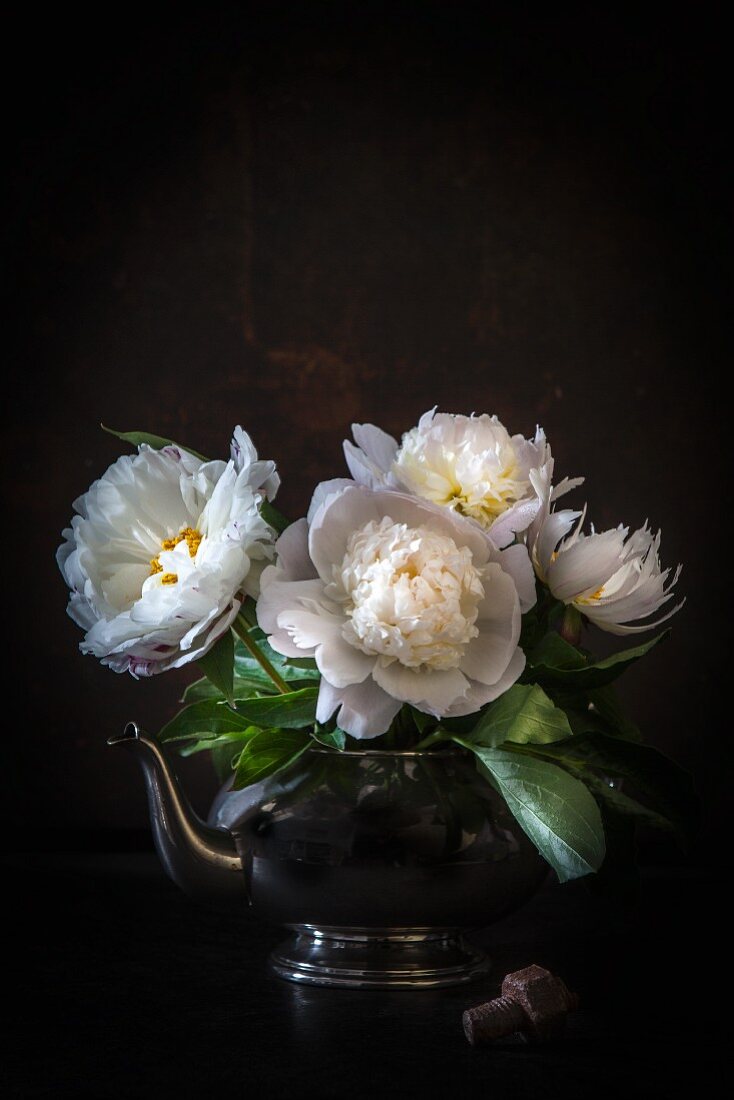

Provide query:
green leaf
left=235, top=636, right=319, bottom=680
left=467, top=684, right=573, bottom=747
left=182, top=636, right=319, bottom=703
left=528, top=632, right=588, bottom=671
left=584, top=777, right=673, bottom=831
left=408, top=706, right=433, bottom=734
left=183, top=673, right=317, bottom=704
left=536, top=683, right=642, bottom=743
left=260, top=499, right=291, bottom=533
left=159, top=700, right=251, bottom=742
left=210, top=741, right=243, bottom=783
left=585, top=686, right=642, bottom=741
left=232, top=687, right=319, bottom=730
left=101, top=424, right=209, bottom=462
left=470, top=746, right=606, bottom=882
left=183, top=677, right=248, bottom=704
left=517, top=732, right=698, bottom=844
left=177, top=729, right=258, bottom=757
left=233, top=729, right=310, bottom=789
left=311, top=728, right=346, bottom=751
left=196, top=629, right=234, bottom=704
left=529, top=631, right=670, bottom=690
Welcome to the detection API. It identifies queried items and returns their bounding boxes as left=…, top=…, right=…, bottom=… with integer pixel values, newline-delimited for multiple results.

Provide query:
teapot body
left=208, top=747, right=547, bottom=987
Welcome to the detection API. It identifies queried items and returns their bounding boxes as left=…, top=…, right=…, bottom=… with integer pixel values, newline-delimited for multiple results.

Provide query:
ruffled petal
left=459, top=564, right=521, bottom=683
left=351, top=422, right=400, bottom=471
left=343, top=442, right=387, bottom=489
left=443, top=650, right=526, bottom=716
left=256, top=574, right=328, bottom=636
left=316, top=677, right=402, bottom=738
left=534, top=509, right=582, bottom=581
left=487, top=497, right=541, bottom=548
left=581, top=599, right=686, bottom=635
left=372, top=661, right=470, bottom=716
left=549, top=527, right=628, bottom=601
left=307, top=478, right=356, bottom=524
left=489, top=543, right=537, bottom=613
left=273, top=518, right=317, bottom=581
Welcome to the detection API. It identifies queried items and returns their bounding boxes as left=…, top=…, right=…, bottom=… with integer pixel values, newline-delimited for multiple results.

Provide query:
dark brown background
left=6, top=4, right=728, bottom=852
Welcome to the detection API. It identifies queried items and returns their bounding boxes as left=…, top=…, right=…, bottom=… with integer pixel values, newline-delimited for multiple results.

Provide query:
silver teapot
left=111, top=722, right=547, bottom=989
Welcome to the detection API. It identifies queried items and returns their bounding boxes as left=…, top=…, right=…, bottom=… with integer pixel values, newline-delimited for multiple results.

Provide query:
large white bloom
left=531, top=504, right=684, bottom=636
left=257, top=484, right=534, bottom=739
left=57, top=427, right=279, bottom=676
left=343, top=408, right=582, bottom=549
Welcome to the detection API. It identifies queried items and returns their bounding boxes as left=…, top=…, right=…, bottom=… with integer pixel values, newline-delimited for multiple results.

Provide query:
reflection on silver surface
left=114, top=732, right=547, bottom=988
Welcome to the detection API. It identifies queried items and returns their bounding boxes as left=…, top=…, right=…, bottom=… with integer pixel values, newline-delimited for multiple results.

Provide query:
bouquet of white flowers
left=58, top=411, right=693, bottom=884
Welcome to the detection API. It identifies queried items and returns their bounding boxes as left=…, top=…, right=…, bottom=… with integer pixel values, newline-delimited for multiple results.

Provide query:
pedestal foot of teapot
left=269, top=925, right=490, bottom=989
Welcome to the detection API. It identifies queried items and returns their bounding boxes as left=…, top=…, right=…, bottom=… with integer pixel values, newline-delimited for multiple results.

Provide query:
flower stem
left=414, top=729, right=451, bottom=751
left=232, top=613, right=290, bottom=694
left=559, top=604, right=583, bottom=647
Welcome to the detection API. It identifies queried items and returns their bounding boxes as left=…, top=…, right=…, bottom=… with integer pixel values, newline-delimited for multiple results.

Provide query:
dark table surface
left=2, top=851, right=724, bottom=1099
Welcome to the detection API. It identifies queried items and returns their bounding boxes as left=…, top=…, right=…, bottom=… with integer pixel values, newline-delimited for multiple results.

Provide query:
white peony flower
left=343, top=408, right=582, bottom=548
left=57, top=427, right=279, bottom=676
left=531, top=505, right=684, bottom=636
left=257, top=484, right=533, bottom=739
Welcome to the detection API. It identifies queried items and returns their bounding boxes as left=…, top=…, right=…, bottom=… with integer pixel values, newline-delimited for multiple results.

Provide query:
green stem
left=559, top=605, right=583, bottom=647
left=414, top=729, right=452, bottom=751
left=232, top=613, right=289, bottom=694
left=238, top=596, right=259, bottom=628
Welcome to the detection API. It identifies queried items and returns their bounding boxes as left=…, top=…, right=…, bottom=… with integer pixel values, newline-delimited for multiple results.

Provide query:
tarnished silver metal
left=107, top=723, right=244, bottom=903
left=115, top=733, right=547, bottom=987
left=270, top=926, right=490, bottom=989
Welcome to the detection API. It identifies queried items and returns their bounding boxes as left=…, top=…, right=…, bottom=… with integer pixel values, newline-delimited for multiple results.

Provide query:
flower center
left=577, top=585, right=605, bottom=604
left=334, top=518, right=484, bottom=670
left=392, top=419, right=531, bottom=529
left=149, top=526, right=203, bottom=585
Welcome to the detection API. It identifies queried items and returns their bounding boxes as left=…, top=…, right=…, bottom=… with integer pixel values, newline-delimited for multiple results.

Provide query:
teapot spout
left=108, top=722, right=244, bottom=905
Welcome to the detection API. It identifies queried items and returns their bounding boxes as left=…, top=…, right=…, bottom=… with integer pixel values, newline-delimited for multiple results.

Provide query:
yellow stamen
left=577, top=586, right=605, bottom=605
left=149, top=527, right=203, bottom=577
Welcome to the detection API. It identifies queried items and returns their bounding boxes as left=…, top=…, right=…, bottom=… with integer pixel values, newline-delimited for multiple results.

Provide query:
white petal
left=229, top=425, right=258, bottom=471
left=274, top=605, right=372, bottom=688
left=267, top=632, right=315, bottom=659
left=66, top=593, right=99, bottom=632
left=350, top=422, right=399, bottom=472
left=488, top=497, right=541, bottom=548
left=459, top=624, right=517, bottom=687
left=443, top=649, right=526, bottom=716
left=489, top=543, right=537, bottom=613
left=308, top=485, right=383, bottom=580
left=163, top=604, right=241, bottom=669
left=256, top=575, right=327, bottom=636
left=372, top=661, right=470, bottom=716
left=273, top=518, right=317, bottom=581
left=459, top=565, right=521, bottom=683
left=306, top=478, right=356, bottom=524
left=581, top=598, right=686, bottom=635
left=534, top=509, right=582, bottom=580
left=551, top=475, right=584, bottom=501
left=316, top=677, right=402, bottom=738
left=315, top=635, right=374, bottom=687
left=343, top=441, right=386, bottom=489
left=549, top=528, right=628, bottom=601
